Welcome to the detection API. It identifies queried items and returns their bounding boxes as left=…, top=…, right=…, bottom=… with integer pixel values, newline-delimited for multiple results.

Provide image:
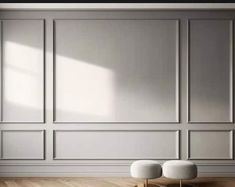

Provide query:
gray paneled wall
left=54, top=130, right=179, bottom=159
left=188, top=19, right=233, bottom=123
left=1, top=130, right=45, bottom=160
left=54, top=19, right=179, bottom=123
left=188, top=130, right=233, bottom=160
left=1, top=20, right=45, bottom=123
left=0, top=10, right=234, bottom=176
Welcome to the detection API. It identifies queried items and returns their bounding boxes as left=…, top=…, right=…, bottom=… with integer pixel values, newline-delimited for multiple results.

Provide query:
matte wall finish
left=1, top=20, right=44, bottom=122
left=0, top=10, right=235, bottom=177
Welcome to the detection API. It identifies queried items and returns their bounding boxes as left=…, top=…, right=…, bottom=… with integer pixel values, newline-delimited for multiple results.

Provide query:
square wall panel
left=54, top=19, right=179, bottom=123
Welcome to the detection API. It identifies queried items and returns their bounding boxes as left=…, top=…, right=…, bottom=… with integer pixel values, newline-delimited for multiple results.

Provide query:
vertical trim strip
left=43, top=129, right=46, bottom=160
left=0, top=130, right=3, bottom=159
left=53, top=130, right=56, bottom=159
left=187, top=130, right=190, bottom=159
left=0, top=20, right=2, bottom=122
left=53, top=20, right=56, bottom=122
left=176, top=130, right=180, bottom=159
left=230, top=20, right=234, bottom=122
left=186, top=19, right=190, bottom=123
left=230, top=130, right=234, bottom=159
left=176, top=19, right=180, bottom=123
left=43, top=19, right=46, bottom=123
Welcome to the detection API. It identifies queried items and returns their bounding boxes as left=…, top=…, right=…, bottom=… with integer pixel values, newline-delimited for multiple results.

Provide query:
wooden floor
left=0, top=177, right=235, bottom=187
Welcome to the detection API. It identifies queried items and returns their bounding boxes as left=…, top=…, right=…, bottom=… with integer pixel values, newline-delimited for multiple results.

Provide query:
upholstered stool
left=162, top=160, right=197, bottom=187
left=130, top=160, right=162, bottom=187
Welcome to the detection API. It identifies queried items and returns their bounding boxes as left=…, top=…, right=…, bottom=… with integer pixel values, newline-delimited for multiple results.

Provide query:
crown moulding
left=0, top=3, right=235, bottom=10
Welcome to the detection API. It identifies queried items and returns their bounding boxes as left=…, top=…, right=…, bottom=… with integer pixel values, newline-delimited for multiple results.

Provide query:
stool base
left=165, top=184, right=194, bottom=187
left=134, top=183, right=165, bottom=187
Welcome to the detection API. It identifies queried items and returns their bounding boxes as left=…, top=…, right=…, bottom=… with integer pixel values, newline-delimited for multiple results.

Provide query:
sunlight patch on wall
left=3, top=41, right=43, bottom=109
left=55, top=55, right=114, bottom=121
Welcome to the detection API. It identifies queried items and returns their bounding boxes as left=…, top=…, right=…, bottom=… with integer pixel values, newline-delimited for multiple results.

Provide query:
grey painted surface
left=54, top=130, right=179, bottom=159
left=188, top=19, right=233, bottom=123
left=1, top=130, right=44, bottom=159
left=54, top=19, right=179, bottom=123
left=1, top=20, right=44, bottom=123
left=188, top=130, right=233, bottom=160
left=0, top=10, right=234, bottom=176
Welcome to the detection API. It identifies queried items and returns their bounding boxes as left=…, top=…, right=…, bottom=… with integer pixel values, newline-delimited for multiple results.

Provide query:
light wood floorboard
left=0, top=177, right=235, bottom=187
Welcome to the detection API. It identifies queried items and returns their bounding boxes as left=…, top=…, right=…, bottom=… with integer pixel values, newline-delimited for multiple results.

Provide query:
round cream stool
left=130, top=160, right=162, bottom=187
left=162, top=160, right=197, bottom=187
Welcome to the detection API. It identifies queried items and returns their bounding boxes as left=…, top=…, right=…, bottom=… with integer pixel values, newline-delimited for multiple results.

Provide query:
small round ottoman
left=162, top=160, right=197, bottom=187
left=130, top=160, right=162, bottom=187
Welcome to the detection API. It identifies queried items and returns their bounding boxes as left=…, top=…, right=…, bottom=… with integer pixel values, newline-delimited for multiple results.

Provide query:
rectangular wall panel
left=54, top=19, right=179, bottom=123
left=1, top=20, right=44, bottom=123
left=188, top=19, right=233, bottom=123
left=0, top=21, right=2, bottom=122
left=188, top=130, right=233, bottom=160
left=1, top=130, right=45, bottom=159
left=54, top=130, right=179, bottom=159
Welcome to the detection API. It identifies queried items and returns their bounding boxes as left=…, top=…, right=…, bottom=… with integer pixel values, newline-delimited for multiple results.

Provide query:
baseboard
left=0, top=163, right=235, bottom=177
